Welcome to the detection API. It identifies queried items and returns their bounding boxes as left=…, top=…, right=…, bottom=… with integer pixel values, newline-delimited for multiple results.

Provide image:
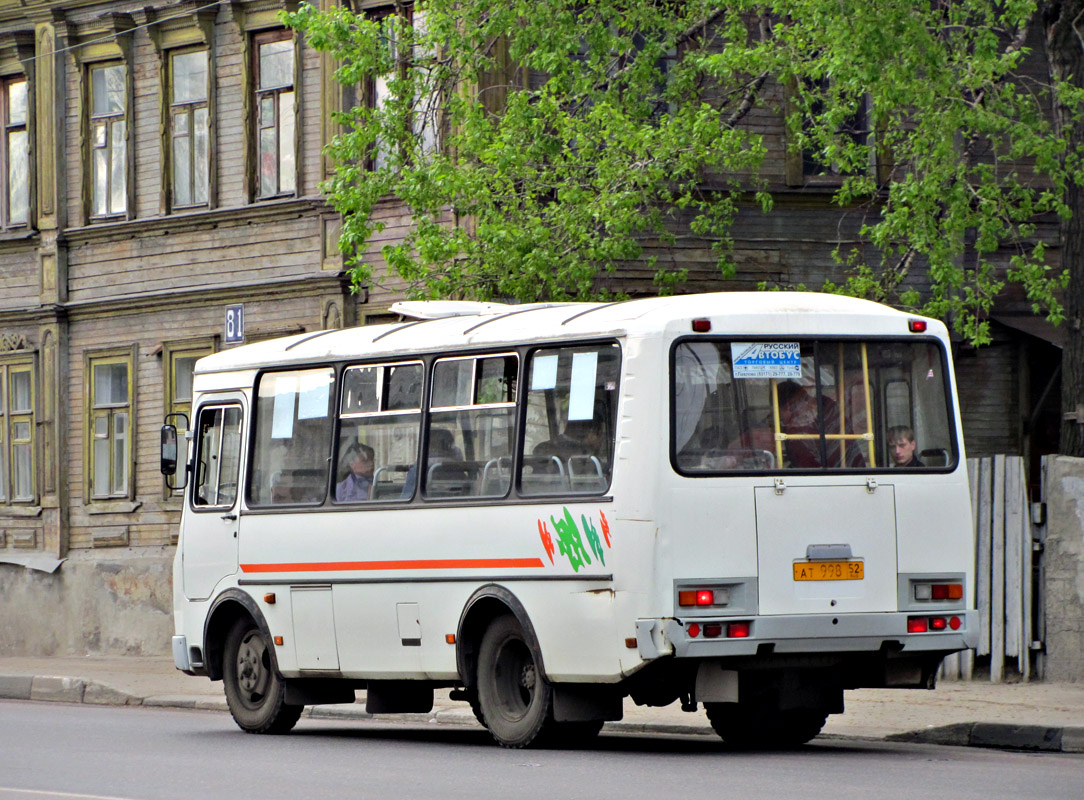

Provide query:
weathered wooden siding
left=0, top=244, right=40, bottom=312
left=133, top=27, right=161, bottom=220
left=301, top=27, right=323, bottom=198
left=956, top=326, right=1023, bottom=458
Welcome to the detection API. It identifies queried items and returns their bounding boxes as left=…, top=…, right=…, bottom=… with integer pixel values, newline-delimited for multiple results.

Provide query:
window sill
left=0, top=505, right=43, bottom=519
left=0, top=227, right=37, bottom=243
left=86, top=500, right=142, bottom=515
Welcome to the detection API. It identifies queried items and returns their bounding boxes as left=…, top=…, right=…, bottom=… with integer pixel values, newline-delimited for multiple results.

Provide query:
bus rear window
left=672, top=339, right=956, bottom=473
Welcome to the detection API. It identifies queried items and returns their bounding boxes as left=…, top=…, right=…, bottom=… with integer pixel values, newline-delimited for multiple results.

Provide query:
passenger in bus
left=719, top=381, right=862, bottom=469
left=336, top=442, right=375, bottom=501
left=888, top=425, right=925, bottom=467
left=535, top=419, right=604, bottom=459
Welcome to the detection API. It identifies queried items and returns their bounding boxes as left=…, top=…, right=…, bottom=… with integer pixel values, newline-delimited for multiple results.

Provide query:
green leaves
left=289, top=1, right=1078, bottom=345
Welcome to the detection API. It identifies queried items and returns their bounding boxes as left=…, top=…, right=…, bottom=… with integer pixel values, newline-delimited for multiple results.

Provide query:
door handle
left=221, top=513, right=237, bottom=521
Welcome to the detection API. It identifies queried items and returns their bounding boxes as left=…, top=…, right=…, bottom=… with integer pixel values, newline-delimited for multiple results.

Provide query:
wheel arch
left=203, top=589, right=277, bottom=681
left=456, top=584, right=547, bottom=689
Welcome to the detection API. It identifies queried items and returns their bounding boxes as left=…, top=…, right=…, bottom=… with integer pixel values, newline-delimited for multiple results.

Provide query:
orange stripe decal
left=240, top=558, right=546, bottom=573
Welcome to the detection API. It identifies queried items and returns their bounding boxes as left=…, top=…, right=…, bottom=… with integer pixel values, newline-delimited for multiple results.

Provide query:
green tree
left=288, top=0, right=1084, bottom=453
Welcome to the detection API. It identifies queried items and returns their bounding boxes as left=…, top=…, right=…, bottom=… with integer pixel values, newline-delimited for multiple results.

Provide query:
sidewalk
left=2, top=655, right=1083, bottom=753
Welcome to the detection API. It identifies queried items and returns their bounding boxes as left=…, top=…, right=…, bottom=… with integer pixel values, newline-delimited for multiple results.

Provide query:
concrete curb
left=3, top=673, right=1082, bottom=754
left=886, top=722, right=1084, bottom=753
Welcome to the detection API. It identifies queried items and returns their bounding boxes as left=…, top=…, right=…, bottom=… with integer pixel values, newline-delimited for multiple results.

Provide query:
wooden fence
left=939, top=455, right=1035, bottom=682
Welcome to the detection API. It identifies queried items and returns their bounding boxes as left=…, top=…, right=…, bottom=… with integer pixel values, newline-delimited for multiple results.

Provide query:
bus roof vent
left=389, top=300, right=576, bottom=321
left=389, top=301, right=514, bottom=320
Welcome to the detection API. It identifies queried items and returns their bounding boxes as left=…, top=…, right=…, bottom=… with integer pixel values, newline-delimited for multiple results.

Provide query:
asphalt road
left=1, top=701, right=1081, bottom=800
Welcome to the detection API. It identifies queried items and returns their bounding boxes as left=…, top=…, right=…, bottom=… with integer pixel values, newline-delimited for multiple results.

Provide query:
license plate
left=793, top=560, right=864, bottom=581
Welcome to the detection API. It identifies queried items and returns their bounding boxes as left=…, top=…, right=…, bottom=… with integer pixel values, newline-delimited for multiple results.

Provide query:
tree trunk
left=1045, top=0, right=1084, bottom=457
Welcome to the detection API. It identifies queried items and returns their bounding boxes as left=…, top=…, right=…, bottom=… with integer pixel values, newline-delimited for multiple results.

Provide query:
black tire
left=476, top=614, right=554, bottom=748
left=222, top=617, right=303, bottom=734
left=705, top=703, right=826, bottom=749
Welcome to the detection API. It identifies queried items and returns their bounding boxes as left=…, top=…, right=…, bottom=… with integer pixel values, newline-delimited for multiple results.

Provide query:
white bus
left=165, top=292, right=976, bottom=748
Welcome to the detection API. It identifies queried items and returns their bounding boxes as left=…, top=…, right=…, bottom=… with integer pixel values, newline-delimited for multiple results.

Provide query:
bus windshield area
left=673, top=339, right=956, bottom=473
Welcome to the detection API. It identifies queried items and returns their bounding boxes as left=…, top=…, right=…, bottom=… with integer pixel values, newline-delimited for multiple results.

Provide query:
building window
left=254, top=30, right=296, bottom=198
left=784, top=77, right=873, bottom=186
left=1, top=76, right=28, bottom=227
left=364, top=5, right=438, bottom=170
left=170, top=49, right=209, bottom=208
left=0, top=361, right=35, bottom=504
left=89, top=63, right=127, bottom=217
left=87, top=353, right=133, bottom=499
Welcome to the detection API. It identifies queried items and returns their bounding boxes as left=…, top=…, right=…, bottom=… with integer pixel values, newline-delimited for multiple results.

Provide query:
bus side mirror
left=161, top=424, right=178, bottom=476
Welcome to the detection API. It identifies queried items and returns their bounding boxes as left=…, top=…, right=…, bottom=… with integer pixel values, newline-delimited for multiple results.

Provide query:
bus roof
left=194, top=292, right=942, bottom=375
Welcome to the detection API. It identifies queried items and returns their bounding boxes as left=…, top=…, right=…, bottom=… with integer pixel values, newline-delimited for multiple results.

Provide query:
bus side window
left=334, top=361, right=423, bottom=503
left=520, top=343, right=619, bottom=496
left=425, top=355, right=517, bottom=499
left=247, top=368, right=334, bottom=507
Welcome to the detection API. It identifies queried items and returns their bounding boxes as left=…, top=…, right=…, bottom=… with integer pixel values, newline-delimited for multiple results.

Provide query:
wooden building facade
left=0, top=0, right=1064, bottom=654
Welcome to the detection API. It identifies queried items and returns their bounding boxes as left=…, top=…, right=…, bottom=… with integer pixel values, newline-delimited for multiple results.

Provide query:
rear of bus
left=647, top=300, right=976, bottom=746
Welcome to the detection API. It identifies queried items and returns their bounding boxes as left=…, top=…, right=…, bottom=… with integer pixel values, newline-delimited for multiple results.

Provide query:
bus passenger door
left=182, top=400, right=245, bottom=601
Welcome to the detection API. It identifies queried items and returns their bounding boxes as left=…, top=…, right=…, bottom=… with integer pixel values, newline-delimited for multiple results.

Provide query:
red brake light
left=931, top=584, right=949, bottom=600
left=692, top=318, right=712, bottom=332
left=727, top=621, right=751, bottom=638
left=930, top=616, right=948, bottom=631
left=907, top=617, right=928, bottom=633
left=703, top=623, right=723, bottom=639
left=908, top=319, right=927, bottom=333
left=697, top=590, right=714, bottom=606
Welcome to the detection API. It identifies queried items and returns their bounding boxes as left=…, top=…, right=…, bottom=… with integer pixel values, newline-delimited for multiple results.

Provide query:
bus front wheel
left=476, top=614, right=554, bottom=748
left=223, top=617, right=303, bottom=734
left=704, top=702, right=826, bottom=748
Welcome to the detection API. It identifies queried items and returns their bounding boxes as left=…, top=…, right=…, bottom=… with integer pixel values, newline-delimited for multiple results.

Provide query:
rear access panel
left=755, top=484, right=898, bottom=616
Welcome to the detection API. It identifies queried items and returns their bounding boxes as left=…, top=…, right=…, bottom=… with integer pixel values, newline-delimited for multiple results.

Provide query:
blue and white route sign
left=730, top=342, right=801, bottom=379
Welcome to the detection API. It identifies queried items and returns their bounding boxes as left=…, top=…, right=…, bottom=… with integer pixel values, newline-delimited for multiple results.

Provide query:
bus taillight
left=727, top=622, right=751, bottom=638
left=914, top=582, right=964, bottom=601
left=678, top=589, right=716, bottom=606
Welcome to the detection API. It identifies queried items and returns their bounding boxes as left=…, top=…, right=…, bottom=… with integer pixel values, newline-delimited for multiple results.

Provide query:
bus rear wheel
left=704, top=703, right=826, bottom=749
left=223, top=617, right=303, bottom=734
left=476, top=615, right=554, bottom=748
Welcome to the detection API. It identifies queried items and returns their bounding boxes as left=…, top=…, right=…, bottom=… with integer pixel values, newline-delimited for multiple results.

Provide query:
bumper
left=643, top=610, right=979, bottom=659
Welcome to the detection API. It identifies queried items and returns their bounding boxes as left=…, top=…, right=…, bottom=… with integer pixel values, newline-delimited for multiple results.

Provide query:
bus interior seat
left=520, top=455, right=569, bottom=493
left=426, top=461, right=478, bottom=498
left=568, top=454, right=606, bottom=491
left=372, top=464, right=411, bottom=500
left=270, top=468, right=327, bottom=504
left=479, top=457, right=512, bottom=496
left=920, top=448, right=949, bottom=467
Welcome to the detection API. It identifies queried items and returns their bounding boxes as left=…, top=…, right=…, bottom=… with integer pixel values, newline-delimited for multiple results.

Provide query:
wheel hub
left=520, top=663, right=536, bottom=691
